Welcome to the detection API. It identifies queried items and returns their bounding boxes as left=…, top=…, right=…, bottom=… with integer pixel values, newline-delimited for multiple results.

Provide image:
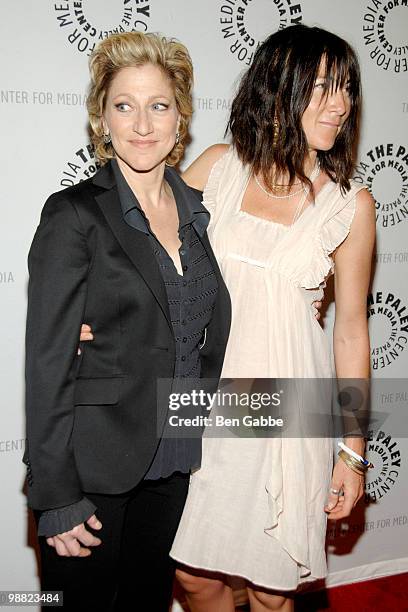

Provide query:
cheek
left=301, top=110, right=314, bottom=135
left=106, top=114, right=129, bottom=139
left=159, top=118, right=179, bottom=140
left=341, top=104, right=352, bottom=129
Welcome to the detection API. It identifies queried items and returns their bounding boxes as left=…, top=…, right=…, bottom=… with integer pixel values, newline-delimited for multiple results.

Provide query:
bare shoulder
left=356, top=185, right=375, bottom=208
left=182, top=143, right=230, bottom=190
left=336, top=186, right=376, bottom=257
left=353, top=186, right=376, bottom=227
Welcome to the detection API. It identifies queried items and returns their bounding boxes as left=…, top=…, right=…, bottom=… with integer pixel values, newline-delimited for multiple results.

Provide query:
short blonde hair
left=87, top=31, right=193, bottom=166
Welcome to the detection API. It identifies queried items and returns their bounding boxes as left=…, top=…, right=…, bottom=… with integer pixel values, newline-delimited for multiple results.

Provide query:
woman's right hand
left=77, top=324, right=93, bottom=354
left=324, top=458, right=365, bottom=519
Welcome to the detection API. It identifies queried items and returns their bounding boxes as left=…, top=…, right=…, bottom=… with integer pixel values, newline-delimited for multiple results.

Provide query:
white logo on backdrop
left=55, top=0, right=151, bottom=55
left=354, top=143, right=408, bottom=228
left=219, top=0, right=303, bottom=65
left=367, top=290, right=408, bottom=370
left=362, top=0, right=408, bottom=73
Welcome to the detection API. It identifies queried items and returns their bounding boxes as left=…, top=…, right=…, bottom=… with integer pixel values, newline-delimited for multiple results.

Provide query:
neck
left=304, top=150, right=318, bottom=176
left=116, top=156, right=169, bottom=208
left=269, top=152, right=318, bottom=187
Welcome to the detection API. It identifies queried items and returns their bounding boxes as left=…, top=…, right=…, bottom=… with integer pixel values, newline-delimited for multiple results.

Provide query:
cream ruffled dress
left=170, top=148, right=365, bottom=590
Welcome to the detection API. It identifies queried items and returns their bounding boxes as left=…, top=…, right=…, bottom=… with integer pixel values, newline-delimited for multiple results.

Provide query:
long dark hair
left=227, top=24, right=361, bottom=193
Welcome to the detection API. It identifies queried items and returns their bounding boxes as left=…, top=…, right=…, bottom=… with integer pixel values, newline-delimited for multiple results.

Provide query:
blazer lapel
left=93, top=166, right=172, bottom=330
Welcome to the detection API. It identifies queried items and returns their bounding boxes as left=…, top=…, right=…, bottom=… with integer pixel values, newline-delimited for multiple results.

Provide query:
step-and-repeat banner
left=1, top=1, right=407, bottom=607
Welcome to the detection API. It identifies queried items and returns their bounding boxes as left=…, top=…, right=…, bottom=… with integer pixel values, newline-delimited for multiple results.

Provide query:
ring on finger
left=330, top=488, right=341, bottom=495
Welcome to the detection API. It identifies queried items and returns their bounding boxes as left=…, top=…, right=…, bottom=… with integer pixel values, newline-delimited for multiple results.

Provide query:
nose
left=328, top=88, right=349, bottom=116
left=133, top=108, right=153, bottom=136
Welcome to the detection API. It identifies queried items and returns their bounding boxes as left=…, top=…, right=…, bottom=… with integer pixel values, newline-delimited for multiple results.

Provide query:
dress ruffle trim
left=299, top=188, right=361, bottom=289
left=264, top=464, right=311, bottom=574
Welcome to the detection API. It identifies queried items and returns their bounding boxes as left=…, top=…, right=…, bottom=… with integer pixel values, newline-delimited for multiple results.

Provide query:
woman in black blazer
left=24, top=32, right=230, bottom=611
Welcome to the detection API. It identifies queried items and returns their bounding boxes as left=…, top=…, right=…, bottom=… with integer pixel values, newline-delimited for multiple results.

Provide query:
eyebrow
left=112, top=93, right=172, bottom=101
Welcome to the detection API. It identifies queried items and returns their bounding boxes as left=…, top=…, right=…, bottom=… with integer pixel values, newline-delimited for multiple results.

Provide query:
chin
left=117, top=151, right=168, bottom=173
left=314, top=140, right=337, bottom=152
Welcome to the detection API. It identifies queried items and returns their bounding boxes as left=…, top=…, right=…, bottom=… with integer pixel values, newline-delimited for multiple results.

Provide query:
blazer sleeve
left=25, top=192, right=91, bottom=511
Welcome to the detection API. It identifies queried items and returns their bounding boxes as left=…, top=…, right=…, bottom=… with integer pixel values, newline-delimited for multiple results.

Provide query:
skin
left=47, top=63, right=182, bottom=556
left=79, top=65, right=375, bottom=611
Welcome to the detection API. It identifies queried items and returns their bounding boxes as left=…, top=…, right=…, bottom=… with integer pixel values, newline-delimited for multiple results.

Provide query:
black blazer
left=24, top=161, right=231, bottom=511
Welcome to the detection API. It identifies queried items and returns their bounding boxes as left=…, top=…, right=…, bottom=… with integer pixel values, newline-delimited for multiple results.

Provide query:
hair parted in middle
left=87, top=31, right=194, bottom=166
left=227, top=24, right=362, bottom=193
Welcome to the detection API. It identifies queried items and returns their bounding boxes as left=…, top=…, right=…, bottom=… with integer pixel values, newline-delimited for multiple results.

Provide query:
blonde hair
left=87, top=31, right=193, bottom=166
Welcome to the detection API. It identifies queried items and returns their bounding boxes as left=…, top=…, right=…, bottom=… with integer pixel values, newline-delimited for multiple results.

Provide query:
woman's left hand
left=312, top=300, right=322, bottom=320
left=324, top=459, right=364, bottom=519
left=77, top=324, right=93, bottom=355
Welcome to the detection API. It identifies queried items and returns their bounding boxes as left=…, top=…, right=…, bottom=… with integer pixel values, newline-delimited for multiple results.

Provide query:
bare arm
left=181, top=143, right=230, bottom=190
left=325, top=187, right=376, bottom=518
left=333, top=187, right=376, bottom=378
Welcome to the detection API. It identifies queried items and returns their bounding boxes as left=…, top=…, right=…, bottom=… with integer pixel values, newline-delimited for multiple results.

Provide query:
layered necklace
left=254, top=163, right=320, bottom=199
left=254, top=163, right=320, bottom=226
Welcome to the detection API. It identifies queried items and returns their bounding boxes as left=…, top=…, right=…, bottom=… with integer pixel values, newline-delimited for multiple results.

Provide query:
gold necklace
left=254, top=164, right=320, bottom=199
left=254, top=175, right=306, bottom=199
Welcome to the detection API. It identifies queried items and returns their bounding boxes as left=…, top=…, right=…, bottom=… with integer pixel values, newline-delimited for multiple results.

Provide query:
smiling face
left=301, top=61, right=352, bottom=154
left=102, top=63, right=180, bottom=173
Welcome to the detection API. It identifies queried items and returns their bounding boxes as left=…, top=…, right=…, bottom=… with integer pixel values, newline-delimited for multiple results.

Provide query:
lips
left=128, top=140, right=157, bottom=148
left=319, top=121, right=340, bottom=128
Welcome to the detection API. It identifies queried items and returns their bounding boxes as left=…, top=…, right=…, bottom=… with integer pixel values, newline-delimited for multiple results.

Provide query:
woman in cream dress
left=171, top=26, right=375, bottom=611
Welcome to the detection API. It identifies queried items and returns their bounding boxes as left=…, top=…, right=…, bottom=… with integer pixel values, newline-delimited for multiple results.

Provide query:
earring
left=175, top=132, right=180, bottom=145
left=103, top=133, right=111, bottom=144
left=273, top=116, right=279, bottom=146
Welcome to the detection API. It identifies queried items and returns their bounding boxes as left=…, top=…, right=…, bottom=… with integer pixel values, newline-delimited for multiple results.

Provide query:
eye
left=152, top=102, right=169, bottom=111
left=314, top=81, right=327, bottom=91
left=115, top=102, right=131, bottom=112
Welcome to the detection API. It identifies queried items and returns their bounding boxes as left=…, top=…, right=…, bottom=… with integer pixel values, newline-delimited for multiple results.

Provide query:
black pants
left=36, top=472, right=189, bottom=612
